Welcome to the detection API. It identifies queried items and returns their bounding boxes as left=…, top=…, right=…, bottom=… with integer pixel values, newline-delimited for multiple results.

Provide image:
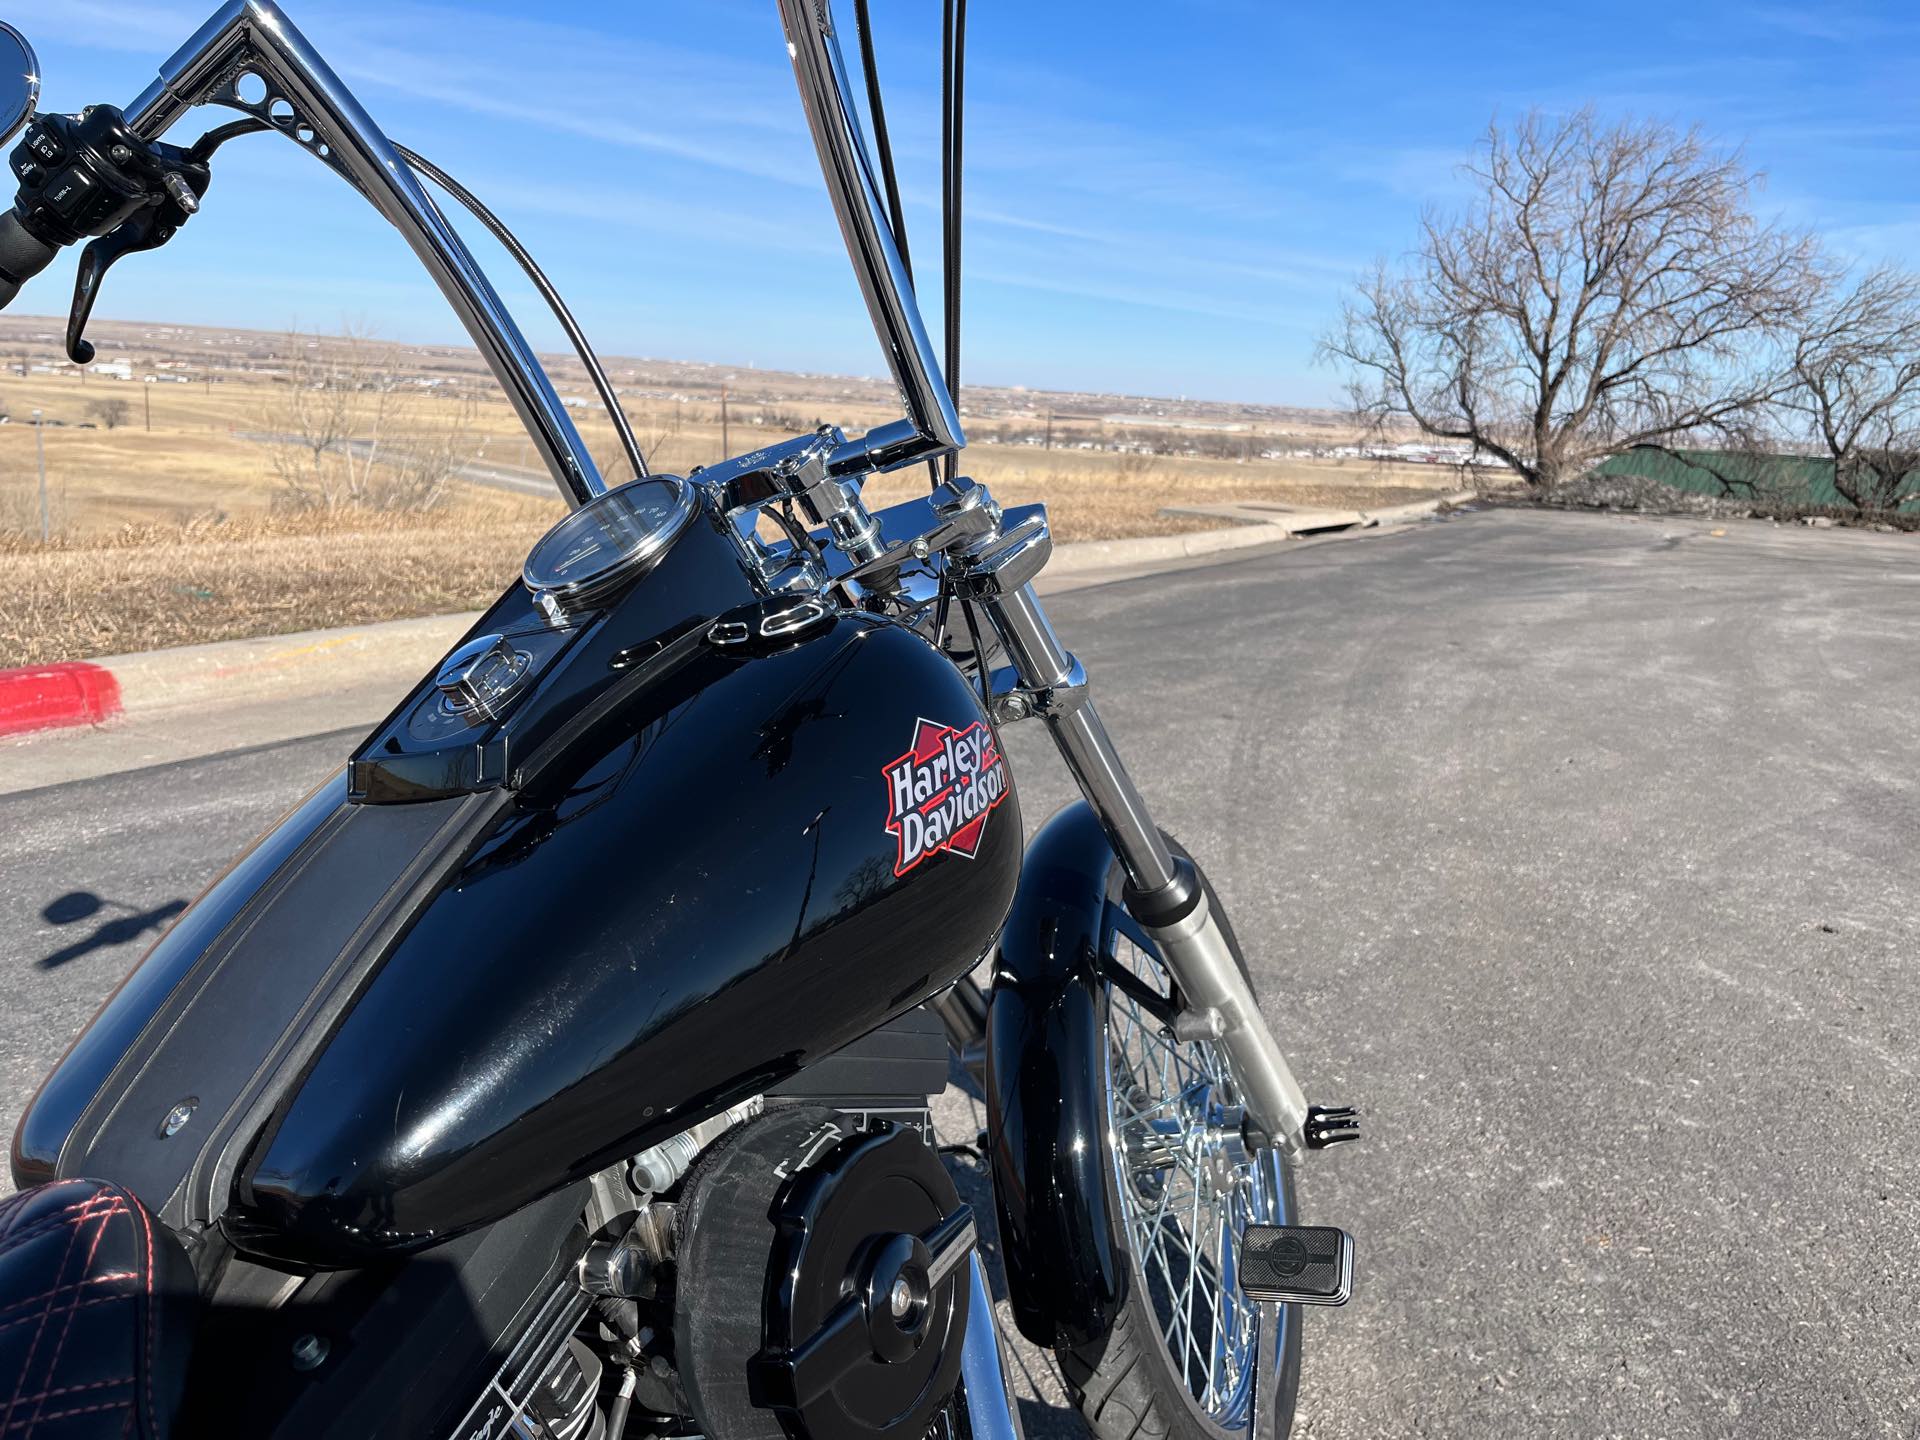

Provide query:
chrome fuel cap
left=435, top=634, right=532, bottom=721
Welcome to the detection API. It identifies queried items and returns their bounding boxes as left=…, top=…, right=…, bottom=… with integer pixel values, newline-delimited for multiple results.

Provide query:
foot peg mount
left=1303, top=1105, right=1360, bottom=1150
left=1239, top=1225, right=1354, bottom=1307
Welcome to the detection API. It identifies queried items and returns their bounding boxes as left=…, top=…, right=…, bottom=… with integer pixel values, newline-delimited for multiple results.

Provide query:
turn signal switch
left=1303, top=1105, right=1361, bottom=1150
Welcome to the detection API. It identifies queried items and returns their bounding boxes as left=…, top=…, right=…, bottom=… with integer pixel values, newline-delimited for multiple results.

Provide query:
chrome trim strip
left=959, top=1256, right=1023, bottom=1440
left=124, top=1, right=605, bottom=508
left=925, top=1210, right=978, bottom=1290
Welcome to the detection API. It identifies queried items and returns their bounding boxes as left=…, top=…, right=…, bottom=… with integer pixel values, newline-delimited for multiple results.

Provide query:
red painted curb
left=0, top=662, right=124, bottom=738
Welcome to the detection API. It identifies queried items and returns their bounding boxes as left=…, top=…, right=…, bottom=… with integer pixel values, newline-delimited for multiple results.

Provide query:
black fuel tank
left=225, top=612, right=1019, bottom=1265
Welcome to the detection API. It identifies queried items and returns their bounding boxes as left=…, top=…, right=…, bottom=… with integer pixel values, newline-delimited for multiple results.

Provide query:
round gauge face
left=523, top=475, right=697, bottom=609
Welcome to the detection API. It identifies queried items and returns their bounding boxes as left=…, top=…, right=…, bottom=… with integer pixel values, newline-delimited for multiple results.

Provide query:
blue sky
left=24, top=1, right=1920, bottom=406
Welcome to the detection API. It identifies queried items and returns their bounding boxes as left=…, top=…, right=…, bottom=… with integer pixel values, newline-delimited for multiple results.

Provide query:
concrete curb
left=0, top=663, right=123, bottom=737
left=0, top=500, right=1468, bottom=739
left=0, top=613, right=482, bottom=738
left=1044, top=490, right=1470, bottom=575
left=1158, top=489, right=1478, bottom=536
left=101, top=612, right=482, bottom=717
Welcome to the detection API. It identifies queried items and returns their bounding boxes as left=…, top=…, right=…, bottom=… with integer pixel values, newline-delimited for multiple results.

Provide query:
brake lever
left=66, top=170, right=202, bottom=366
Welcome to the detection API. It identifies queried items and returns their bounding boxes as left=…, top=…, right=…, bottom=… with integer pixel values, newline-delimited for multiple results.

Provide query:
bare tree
left=88, top=398, right=130, bottom=430
left=269, top=325, right=478, bottom=511
left=1782, top=265, right=1920, bottom=513
left=1321, top=109, right=1820, bottom=491
left=635, top=401, right=682, bottom=475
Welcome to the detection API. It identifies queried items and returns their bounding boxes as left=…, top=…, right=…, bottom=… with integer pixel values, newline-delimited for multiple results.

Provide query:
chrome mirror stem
left=778, top=0, right=964, bottom=476
left=122, top=1, right=606, bottom=509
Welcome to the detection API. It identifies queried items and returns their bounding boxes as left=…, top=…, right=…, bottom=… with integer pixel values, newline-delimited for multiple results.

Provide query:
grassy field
left=0, top=362, right=1457, bottom=666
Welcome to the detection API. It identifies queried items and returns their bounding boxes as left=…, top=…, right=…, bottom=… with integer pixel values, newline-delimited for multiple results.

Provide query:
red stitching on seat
left=0, top=1272, right=143, bottom=1327
left=0, top=1185, right=98, bottom=1435
left=133, top=1197, right=156, bottom=1440
left=2, top=1377, right=134, bottom=1407
left=1, top=1396, right=148, bottom=1429
left=0, top=1206, right=132, bottom=1269
left=22, top=1187, right=129, bottom=1438
left=0, top=1294, right=124, bottom=1336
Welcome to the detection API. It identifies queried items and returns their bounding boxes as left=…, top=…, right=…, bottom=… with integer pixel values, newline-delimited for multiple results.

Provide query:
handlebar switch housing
left=5, top=106, right=211, bottom=362
left=9, top=109, right=164, bottom=248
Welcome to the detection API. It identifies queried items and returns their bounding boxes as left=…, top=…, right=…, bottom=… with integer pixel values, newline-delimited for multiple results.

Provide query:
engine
left=459, top=1006, right=974, bottom=1440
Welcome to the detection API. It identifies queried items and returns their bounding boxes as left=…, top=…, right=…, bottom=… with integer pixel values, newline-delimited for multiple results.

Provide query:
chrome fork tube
left=979, top=582, right=1313, bottom=1153
left=981, top=584, right=1176, bottom=894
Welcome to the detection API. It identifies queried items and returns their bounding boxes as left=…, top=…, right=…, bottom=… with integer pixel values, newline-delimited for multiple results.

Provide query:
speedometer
left=522, top=475, right=699, bottom=613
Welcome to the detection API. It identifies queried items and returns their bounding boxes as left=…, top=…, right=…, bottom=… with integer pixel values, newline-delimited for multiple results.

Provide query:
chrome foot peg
left=1239, top=1225, right=1354, bottom=1307
left=1303, top=1105, right=1360, bottom=1149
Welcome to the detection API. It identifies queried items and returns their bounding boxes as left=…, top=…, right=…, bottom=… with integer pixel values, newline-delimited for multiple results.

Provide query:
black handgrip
left=0, top=208, right=57, bottom=310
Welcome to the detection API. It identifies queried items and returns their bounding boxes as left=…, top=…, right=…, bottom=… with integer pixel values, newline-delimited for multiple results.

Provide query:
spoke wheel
left=1059, top=843, right=1300, bottom=1440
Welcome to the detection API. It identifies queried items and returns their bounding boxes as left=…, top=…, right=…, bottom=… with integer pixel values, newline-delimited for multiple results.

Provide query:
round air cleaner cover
left=675, top=1107, right=970, bottom=1440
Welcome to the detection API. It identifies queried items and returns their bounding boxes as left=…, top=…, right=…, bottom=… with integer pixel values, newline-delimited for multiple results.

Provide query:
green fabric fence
left=1587, top=447, right=1920, bottom=512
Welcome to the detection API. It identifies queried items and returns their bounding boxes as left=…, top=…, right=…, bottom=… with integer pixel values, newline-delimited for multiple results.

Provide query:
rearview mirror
left=0, top=23, right=38, bottom=149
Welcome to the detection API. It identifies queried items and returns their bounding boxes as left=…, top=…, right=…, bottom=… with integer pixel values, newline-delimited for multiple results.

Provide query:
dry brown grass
left=1, top=494, right=555, bottom=666
left=0, top=453, right=1457, bottom=666
left=0, top=366, right=1462, bottom=665
left=872, top=450, right=1451, bottom=541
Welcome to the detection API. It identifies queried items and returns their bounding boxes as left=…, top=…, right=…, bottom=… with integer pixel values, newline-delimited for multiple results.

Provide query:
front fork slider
left=949, top=490, right=1357, bottom=1159
left=1136, top=891, right=1325, bottom=1155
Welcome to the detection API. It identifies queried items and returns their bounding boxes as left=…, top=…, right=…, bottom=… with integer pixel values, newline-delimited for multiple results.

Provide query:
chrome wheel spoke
left=1102, top=933, right=1282, bottom=1433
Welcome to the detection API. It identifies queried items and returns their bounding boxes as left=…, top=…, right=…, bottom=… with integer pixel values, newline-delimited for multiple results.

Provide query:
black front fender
left=984, top=802, right=1126, bottom=1351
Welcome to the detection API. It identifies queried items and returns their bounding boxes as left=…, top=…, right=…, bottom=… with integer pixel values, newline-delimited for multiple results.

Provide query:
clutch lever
left=66, top=165, right=204, bottom=366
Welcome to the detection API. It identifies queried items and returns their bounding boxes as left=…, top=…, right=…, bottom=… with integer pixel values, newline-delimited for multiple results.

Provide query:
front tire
left=1058, top=843, right=1301, bottom=1440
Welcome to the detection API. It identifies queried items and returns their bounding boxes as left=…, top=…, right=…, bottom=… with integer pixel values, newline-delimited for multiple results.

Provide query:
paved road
left=3, top=508, right=1917, bottom=1437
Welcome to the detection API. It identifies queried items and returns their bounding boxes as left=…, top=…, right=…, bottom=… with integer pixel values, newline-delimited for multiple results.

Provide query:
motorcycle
left=0, top=6, right=1359, bottom=1438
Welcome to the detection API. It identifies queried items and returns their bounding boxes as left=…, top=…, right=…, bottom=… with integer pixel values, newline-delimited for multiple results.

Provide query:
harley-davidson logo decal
left=884, top=717, right=1010, bottom=875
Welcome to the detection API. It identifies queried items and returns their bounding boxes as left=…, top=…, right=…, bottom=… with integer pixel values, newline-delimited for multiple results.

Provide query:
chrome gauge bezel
left=522, top=475, right=699, bottom=613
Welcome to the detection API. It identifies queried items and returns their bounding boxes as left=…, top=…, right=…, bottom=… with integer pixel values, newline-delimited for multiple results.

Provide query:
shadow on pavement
left=36, top=890, right=187, bottom=970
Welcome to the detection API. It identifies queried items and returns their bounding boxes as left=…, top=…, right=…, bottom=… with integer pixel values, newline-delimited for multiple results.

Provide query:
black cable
left=852, top=0, right=941, bottom=490
left=394, top=143, right=649, bottom=482
left=853, top=0, right=912, bottom=287
left=941, top=0, right=968, bottom=484
left=960, top=595, right=991, bottom=706
left=186, top=116, right=272, bottom=163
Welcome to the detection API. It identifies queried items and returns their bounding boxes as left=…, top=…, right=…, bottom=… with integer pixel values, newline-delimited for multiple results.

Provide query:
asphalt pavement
left=2, top=507, right=1916, bottom=1437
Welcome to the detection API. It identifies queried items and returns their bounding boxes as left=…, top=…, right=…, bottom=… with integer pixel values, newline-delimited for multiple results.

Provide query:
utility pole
left=721, top=383, right=730, bottom=459
left=32, top=408, right=47, bottom=542
left=1044, top=409, right=1054, bottom=451
left=143, top=383, right=152, bottom=432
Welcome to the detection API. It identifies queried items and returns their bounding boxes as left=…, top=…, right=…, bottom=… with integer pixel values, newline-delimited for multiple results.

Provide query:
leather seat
left=0, top=1179, right=196, bottom=1439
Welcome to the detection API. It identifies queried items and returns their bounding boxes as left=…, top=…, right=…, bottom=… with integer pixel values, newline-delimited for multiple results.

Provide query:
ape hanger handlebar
left=120, top=0, right=608, bottom=508
left=102, top=0, right=967, bottom=505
